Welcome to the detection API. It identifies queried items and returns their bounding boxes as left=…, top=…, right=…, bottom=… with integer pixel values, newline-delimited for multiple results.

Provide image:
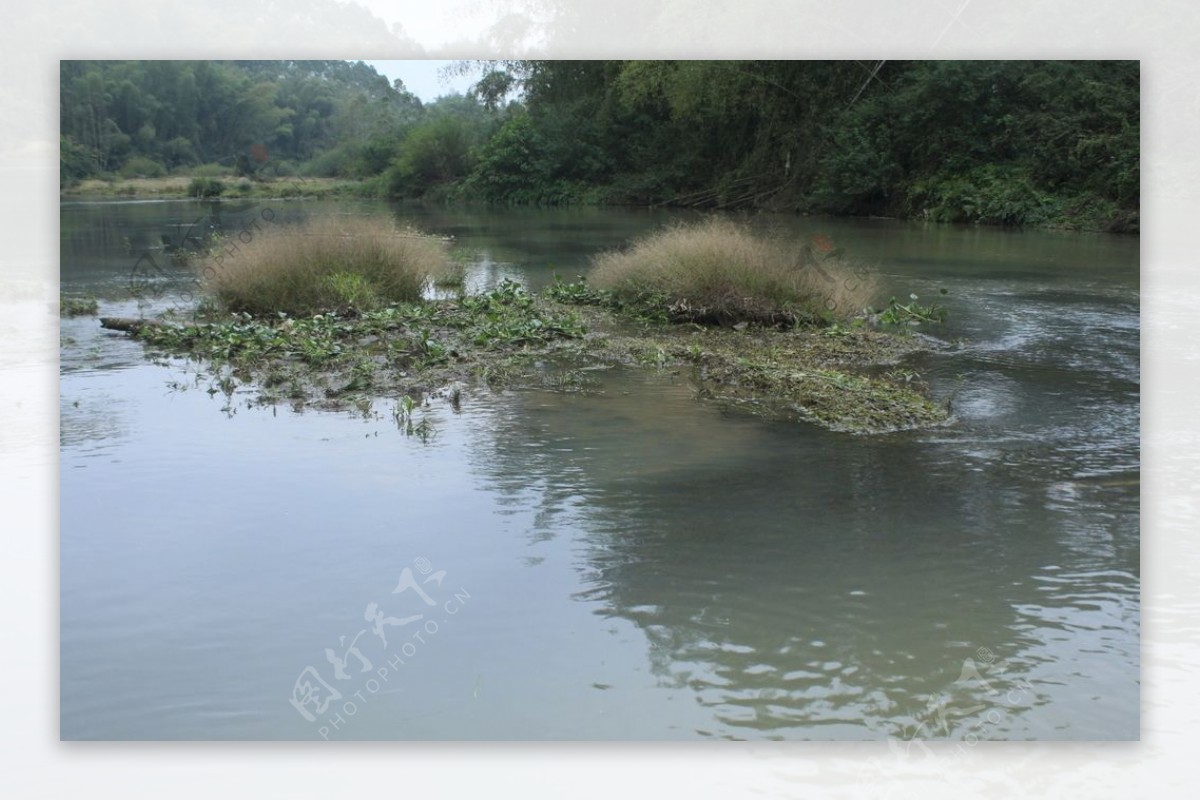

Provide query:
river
left=59, top=199, right=1139, bottom=740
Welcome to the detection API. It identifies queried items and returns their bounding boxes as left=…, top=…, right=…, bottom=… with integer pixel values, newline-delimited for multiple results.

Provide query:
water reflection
left=454, top=218, right=1138, bottom=739
left=465, top=364, right=1135, bottom=738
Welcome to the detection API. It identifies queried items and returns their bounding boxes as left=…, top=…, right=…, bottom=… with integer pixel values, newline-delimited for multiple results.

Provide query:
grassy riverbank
left=61, top=175, right=364, bottom=200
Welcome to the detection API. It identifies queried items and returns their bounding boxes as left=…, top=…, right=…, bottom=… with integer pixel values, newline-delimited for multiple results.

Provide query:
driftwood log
left=99, top=317, right=167, bottom=334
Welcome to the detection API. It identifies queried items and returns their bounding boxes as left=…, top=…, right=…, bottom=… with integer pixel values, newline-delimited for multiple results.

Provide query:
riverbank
left=60, top=174, right=1136, bottom=235
left=91, top=280, right=950, bottom=435
left=61, top=175, right=363, bottom=201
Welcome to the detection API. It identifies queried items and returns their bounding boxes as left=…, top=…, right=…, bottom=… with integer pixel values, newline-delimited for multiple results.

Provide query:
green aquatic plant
left=60, top=296, right=99, bottom=317
left=546, top=275, right=608, bottom=306
left=393, top=394, right=417, bottom=428
left=107, top=246, right=952, bottom=435
left=411, top=328, right=448, bottom=367
left=460, top=280, right=585, bottom=346
left=547, top=277, right=672, bottom=324
left=539, top=369, right=599, bottom=393
left=391, top=395, right=436, bottom=441
left=876, top=292, right=947, bottom=326
left=636, top=345, right=667, bottom=368
left=411, top=417, right=437, bottom=443
left=822, top=319, right=865, bottom=338
left=341, top=358, right=376, bottom=392
left=885, top=367, right=926, bottom=389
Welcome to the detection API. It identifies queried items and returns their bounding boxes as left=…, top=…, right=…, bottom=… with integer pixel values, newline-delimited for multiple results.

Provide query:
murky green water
left=60, top=200, right=1139, bottom=740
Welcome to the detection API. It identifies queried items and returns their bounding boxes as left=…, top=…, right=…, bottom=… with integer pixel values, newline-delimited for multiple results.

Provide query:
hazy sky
left=364, top=60, right=477, bottom=101
left=352, top=0, right=494, bottom=48
left=348, top=0, right=503, bottom=100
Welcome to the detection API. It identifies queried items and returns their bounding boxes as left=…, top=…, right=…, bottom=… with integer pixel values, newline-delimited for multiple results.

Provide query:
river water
left=59, top=200, right=1139, bottom=740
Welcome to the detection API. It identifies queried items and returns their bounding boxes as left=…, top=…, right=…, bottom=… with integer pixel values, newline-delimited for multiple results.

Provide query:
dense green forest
left=60, top=60, right=1139, bottom=232
left=59, top=60, right=425, bottom=180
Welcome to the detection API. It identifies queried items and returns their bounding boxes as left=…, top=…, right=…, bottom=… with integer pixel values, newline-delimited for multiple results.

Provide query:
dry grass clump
left=590, top=218, right=877, bottom=326
left=204, top=216, right=452, bottom=316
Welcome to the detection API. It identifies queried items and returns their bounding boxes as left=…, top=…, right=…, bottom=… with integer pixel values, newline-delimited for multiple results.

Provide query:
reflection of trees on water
left=61, top=200, right=266, bottom=297
left=466, top=368, right=1139, bottom=738
left=385, top=205, right=696, bottom=290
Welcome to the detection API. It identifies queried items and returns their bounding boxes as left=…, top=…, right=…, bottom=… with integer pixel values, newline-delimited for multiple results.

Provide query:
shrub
left=258, top=160, right=296, bottom=178
left=203, top=216, right=452, bottom=316
left=906, top=166, right=1060, bottom=226
left=465, top=113, right=588, bottom=205
left=188, top=177, right=225, bottom=198
left=387, top=117, right=476, bottom=198
left=192, top=163, right=233, bottom=177
left=161, top=137, right=199, bottom=169
left=60, top=136, right=98, bottom=186
left=589, top=218, right=877, bottom=326
left=119, top=156, right=167, bottom=179
left=302, top=145, right=358, bottom=178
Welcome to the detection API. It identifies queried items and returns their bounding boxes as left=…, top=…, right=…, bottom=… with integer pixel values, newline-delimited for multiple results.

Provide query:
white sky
left=347, top=0, right=504, bottom=101
left=350, top=0, right=498, bottom=50
left=364, top=60, right=478, bottom=101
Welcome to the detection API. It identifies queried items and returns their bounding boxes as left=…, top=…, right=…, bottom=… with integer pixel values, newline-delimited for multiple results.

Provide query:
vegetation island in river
left=88, top=216, right=954, bottom=435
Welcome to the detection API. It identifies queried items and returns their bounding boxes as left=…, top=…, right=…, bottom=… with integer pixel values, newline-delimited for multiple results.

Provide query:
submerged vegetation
left=104, top=217, right=952, bottom=434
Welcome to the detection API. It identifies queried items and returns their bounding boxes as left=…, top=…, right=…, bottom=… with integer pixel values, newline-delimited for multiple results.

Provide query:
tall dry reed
left=590, top=218, right=877, bottom=325
left=204, top=216, right=451, bottom=316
